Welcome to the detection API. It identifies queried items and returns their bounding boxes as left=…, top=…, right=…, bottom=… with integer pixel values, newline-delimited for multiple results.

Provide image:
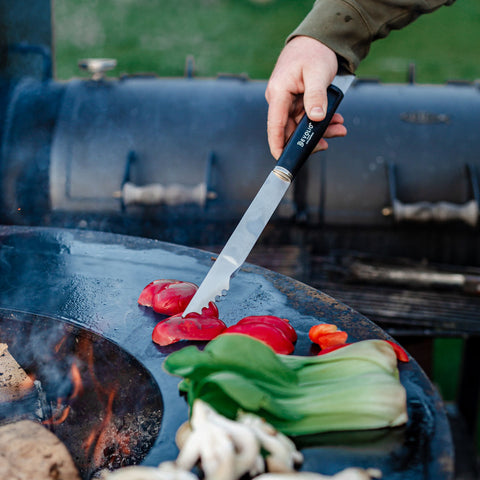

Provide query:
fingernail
left=310, top=107, right=324, bottom=118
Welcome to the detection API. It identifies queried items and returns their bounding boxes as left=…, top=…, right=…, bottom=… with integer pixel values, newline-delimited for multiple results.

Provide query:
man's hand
left=265, top=36, right=347, bottom=159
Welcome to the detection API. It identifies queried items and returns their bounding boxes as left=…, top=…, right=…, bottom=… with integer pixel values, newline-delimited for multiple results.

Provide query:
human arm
left=289, top=0, right=457, bottom=73
left=266, top=0, right=457, bottom=159
left=265, top=36, right=346, bottom=160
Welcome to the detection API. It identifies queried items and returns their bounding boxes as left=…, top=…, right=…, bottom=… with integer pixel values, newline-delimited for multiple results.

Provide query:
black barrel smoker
left=1, top=72, right=479, bottom=245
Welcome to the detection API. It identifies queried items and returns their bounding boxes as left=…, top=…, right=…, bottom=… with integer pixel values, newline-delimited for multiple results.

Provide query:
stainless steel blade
left=332, top=74, right=355, bottom=94
left=183, top=170, right=290, bottom=315
left=183, top=74, right=354, bottom=316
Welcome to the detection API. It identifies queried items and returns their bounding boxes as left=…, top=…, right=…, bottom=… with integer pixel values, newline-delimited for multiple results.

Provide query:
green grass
left=356, top=0, right=480, bottom=83
left=433, top=338, right=480, bottom=449
left=54, top=0, right=313, bottom=80
left=433, top=338, right=464, bottom=402
left=54, top=0, right=480, bottom=83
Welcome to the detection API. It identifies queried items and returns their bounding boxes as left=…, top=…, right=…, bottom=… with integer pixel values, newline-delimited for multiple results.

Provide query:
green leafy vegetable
left=163, top=334, right=408, bottom=436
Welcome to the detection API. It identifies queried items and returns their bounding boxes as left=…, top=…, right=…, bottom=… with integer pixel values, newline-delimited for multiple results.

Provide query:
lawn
left=54, top=0, right=480, bottom=83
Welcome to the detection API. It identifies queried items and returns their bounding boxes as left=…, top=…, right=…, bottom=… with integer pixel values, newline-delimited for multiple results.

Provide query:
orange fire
left=42, top=361, right=82, bottom=426
left=42, top=333, right=139, bottom=472
left=43, top=401, right=71, bottom=426
left=84, top=387, right=133, bottom=468
left=70, top=362, right=84, bottom=399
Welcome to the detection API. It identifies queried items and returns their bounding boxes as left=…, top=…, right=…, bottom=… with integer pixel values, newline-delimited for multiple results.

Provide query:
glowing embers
left=0, top=312, right=164, bottom=479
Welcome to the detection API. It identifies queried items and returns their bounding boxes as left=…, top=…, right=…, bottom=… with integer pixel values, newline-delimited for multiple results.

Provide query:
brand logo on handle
left=297, top=122, right=314, bottom=148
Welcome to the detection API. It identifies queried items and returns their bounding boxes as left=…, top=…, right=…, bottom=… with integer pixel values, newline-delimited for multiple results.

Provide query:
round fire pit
left=0, top=310, right=163, bottom=478
left=0, top=226, right=453, bottom=479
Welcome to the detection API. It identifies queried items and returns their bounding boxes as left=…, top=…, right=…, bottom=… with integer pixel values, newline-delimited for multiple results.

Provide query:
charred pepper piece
left=138, top=279, right=219, bottom=317
left=152, top=313, right=226, bottom=346
left=308, top=323, right=348, bottom=349
left=221, top=324, right=294, bottom=355
left=236, top=315, right=297, bottom=343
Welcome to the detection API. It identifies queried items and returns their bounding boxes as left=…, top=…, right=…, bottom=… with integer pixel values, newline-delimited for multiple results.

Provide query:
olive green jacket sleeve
left=288, top=0, right=456, bottom=73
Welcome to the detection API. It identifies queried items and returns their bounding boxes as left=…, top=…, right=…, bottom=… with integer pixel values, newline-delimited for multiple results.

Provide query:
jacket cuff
left=287, top=0, right=371, bottom=73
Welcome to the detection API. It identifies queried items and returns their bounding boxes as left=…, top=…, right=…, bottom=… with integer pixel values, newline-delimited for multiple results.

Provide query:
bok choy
left=163, top=335, right=408, bottom=436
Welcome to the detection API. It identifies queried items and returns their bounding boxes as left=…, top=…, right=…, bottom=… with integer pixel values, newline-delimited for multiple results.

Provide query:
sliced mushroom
left=254, top=468, right=382, bottom=480
left=176, top=400, right=237, bottom=480
left=237, top=412, right=303, bottom=472
left=102, top=463, right=198, bottom=480
left=206, top=406, right=263, bottom=478
left=175, top=421, right=192, bottom=450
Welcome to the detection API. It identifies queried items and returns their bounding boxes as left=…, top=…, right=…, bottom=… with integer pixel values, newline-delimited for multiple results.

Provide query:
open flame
left=83, top=387, right=133, bottom=470
left=1, top=313, right=163, bottom=480
left=41, top=335, right=137, bottom=474
left=42, top=362, right=81, bottom=426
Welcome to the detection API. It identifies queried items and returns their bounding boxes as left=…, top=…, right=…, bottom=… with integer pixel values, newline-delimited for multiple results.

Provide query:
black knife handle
left=276, top=84, right=344, bottom=180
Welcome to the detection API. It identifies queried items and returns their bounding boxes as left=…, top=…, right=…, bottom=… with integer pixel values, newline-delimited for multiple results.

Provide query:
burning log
left=0, top=419, right=81, bottom=479
left=0, top=343, right=34, bottom=402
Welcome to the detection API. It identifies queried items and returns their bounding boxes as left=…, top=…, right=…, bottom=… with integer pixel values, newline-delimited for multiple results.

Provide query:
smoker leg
left=457, top=336, right=480, bottom=438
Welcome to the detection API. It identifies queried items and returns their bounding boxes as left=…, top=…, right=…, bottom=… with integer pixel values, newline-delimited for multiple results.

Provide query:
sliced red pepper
left=197, top=301, right=220, bottom=318
left=221, top=323, right=294, bottom=355
left=308, top=323, right=339, bottom=343
left=236, top=315, right=297, bottom=343
left=317, top=343, right=351, bottom=355
left=152, top=281, right=199, bottom=315
left=138, top=279, right=218, bottom=317
left=317, top=340, right=410, bottom=362
left=309, top=323, right=348, bottom=349
left=385, top=340, right=409, bottom=362
left=138, top=279, right=177, bottom=307
left=314, top=331, right=349, bottom=349
left=152, top=313, right=226, bottom=346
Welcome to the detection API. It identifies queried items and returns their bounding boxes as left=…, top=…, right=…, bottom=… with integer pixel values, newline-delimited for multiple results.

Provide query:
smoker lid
left=0, top=226, right=453, bottom=479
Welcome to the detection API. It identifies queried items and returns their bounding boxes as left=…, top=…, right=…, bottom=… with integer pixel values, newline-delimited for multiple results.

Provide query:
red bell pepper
left=309, top=323, right=339, bottom=341
left=138, top=279, right=219, bottom=317
left=384, top=340, right=409, bottom=363
left=309, top=323, right=348, bottom=349
left=221, top=323, right=295, bottom=355
left=317, top=340, right=410, bottom=362
left=236, top=315, right=297, bottom=343
left=315, top=331, right=349, bottom=349
left=138, top=279, right=177, bottom=307
left=152, top=312, right=227, bottom=346
left=317, top=343, right=351, bottom=356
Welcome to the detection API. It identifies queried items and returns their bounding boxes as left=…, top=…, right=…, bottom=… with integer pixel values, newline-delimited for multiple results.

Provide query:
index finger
left=266, top=90, right=294, bottom=160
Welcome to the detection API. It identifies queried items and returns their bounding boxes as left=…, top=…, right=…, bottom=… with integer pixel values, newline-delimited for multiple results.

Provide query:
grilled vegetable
left=102, top=462, right=198, bottom=480
left=164, top=335, right=408, bottom=436
left=152, top=313, right=226, bottom=346
left=236, top=316, right=297, bottom=343
left=254, top=469, right=382, bottom=480
left=221, top=323, right=295, bottom=355
left=175, top=400, right=303, bottom=480
left=308, top=323, right=348, bottom=349
left=317, top=340, right=409, bottom=362
left=139, top=279, right=219, bottom=317
left=384, top=340, right=409, bottom=362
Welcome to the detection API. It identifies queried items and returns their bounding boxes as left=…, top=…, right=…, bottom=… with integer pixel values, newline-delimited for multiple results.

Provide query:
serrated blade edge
left=183, top=171, right=290, bottom=315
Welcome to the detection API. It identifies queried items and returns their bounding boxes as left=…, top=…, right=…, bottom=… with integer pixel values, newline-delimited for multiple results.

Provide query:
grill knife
left=183, top=74, right=355, bottom=316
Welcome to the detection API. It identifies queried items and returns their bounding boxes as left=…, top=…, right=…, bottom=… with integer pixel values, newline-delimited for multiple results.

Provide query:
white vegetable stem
left=102, top=401, right=383, bottom=480
left=101, top=462, right=199, bottom=480
left=255, top=469, right=382, bottom=480
left=176, top=400, right=303, bottom=480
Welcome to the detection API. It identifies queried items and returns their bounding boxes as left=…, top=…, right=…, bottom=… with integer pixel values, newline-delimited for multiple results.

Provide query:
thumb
left=303, top=78, right=330, bottom=122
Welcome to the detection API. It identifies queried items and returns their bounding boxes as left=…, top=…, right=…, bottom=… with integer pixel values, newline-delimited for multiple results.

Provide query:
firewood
left=0, top=343, right=35, bottom=403
left=0, top=420, right=81, bottom=480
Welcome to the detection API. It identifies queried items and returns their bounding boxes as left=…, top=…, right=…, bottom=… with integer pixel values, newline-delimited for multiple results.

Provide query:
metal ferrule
left=273, top=166, right=293, bottom=182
